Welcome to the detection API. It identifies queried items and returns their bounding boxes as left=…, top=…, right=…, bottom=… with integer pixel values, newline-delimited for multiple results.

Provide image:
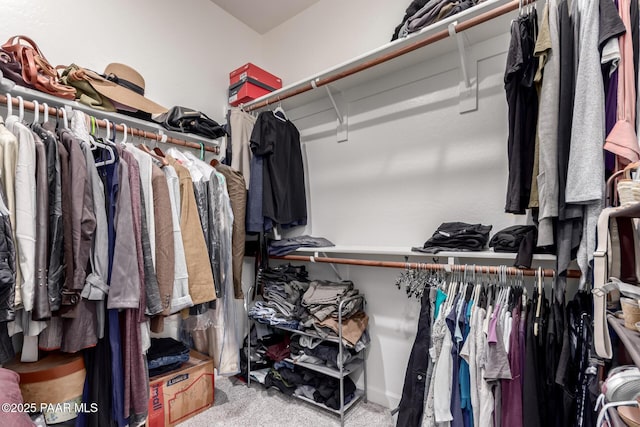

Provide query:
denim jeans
left=396, top=290, right=432, bottom=427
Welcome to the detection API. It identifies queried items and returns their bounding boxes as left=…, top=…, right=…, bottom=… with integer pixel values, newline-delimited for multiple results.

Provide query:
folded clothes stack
left=290, top=334, right=355, bottom=369
left=489, top=225, right=539, bottom=268
left=268, top=235, right=335, bottom=256
left=412, top=222, right=492, bottom=253
left=248, top=280, right=310, bottom=330
left=147, top=338, right=190, bottom=377
left=249, top=267, right=368, bottom=349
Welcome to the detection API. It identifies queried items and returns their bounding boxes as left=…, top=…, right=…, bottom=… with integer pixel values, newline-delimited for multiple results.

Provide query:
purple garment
left=519, top=306, right=527, bottom=382
left=488, top=304, right=500, bottom=343
left=604, top=0, right=621, bottom=173
left=606, top=69, right=620, bottom=173
left=501, top=307, right=523, bottom=427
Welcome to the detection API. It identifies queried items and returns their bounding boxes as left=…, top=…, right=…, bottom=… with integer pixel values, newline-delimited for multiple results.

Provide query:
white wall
left=261, top=0, right=406, bottom=85
left=0, top=0, right=263, bottom=122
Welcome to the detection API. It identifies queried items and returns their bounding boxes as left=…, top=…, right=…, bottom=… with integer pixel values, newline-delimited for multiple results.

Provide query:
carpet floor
left=179, top=376, right=394, bottom=427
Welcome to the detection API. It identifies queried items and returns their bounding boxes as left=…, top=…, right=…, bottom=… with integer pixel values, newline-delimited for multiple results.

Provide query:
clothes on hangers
left=248, top=110, right=307, bottom=230
left=0, top=106, right=244, bottom=425
left=228, top=107, right=256, bottom=190
left=506, top=0, right=640, bottom=293
left=396, top=268, right=597, bottom=427
left=504, top=9, right=539, bottom=215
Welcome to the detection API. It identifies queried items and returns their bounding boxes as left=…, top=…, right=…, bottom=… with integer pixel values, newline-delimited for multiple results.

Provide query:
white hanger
left=60, top=106, right=69, bottom=129
left=273, top=100, right=287, bottom=121
left=16, top=96, right=24, bottom=122
left=32, top=100, right=39, bottom=124
left=93, top=119, right=115, bottom=167
left=119, top=123, right=128, bottom=145
left=5, top=94, right=11, bottom=118
left=42, top=103, right=48, bottom=123
left=104, top=119, right=111, bottom=140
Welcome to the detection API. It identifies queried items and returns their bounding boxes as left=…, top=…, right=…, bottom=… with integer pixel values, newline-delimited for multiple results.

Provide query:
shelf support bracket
left=448, top=22, right=478, bottom=114
left=324, top=85, right=343, bottom=125
left=313, top=80, right=348, bottom=142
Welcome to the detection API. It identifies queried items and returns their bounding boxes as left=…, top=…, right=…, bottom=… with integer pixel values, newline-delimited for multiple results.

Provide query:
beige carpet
left=179, top=376, right=394, bottom=427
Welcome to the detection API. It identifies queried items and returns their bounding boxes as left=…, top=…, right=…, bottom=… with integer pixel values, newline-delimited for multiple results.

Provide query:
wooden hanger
left=138, top=143, right=168, bottom=166
left=153, top=134, right=166, bottom=157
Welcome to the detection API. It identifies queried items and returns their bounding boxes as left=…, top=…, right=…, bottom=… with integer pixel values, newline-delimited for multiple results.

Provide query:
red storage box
left=229, top=63, right=282, bottom=90
left=147, top=351, right=214, bottom=427
left=228, top=78, right=275, bottom=106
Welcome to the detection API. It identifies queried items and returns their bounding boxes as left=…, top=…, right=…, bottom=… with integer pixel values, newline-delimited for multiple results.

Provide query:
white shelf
left=292, top=246, right=557, bottom=261
left=1, top=78, right=221, bottom=148
left=293, top=389, right=365, bottom=415
left=284, top=357, right=364, bottom=379
left=243, top=0, right=517, bottom=113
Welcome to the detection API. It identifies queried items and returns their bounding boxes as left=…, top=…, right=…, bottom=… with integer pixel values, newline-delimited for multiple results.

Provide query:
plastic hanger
left=42, top=103, right=48, bottom=123
left=273, top=100, right=287, bottom=122
left=60, top=106, right=68, bottom=129
left=88, top=117, right=115, bottom=166
left=94, top=143, right=115, bottom=167
left=32, top=100, right=39, bottom=124
left=118, top=123, right=128, bottom=146
left=16, top=96, right=24, bottom=122
left=88, top=116, right=98, bottom=150
left=198, top=142, right=205, bottom=161
left=104, top=119, right=111, bottom=140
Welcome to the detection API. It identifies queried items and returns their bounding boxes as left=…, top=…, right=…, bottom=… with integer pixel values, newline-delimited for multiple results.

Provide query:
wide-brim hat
left=82, top=63, right=168, bottom=115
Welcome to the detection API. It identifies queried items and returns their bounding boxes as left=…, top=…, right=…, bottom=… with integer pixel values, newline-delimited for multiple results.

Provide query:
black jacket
left=0, top=189, right=16, bottom=323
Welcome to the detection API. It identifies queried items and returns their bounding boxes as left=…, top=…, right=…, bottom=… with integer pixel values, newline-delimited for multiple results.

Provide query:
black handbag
left=156, top=106, right=227, bottom=139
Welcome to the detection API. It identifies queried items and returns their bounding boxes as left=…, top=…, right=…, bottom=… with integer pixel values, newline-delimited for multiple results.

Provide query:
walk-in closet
left=0, top=0, right=638, bottom=426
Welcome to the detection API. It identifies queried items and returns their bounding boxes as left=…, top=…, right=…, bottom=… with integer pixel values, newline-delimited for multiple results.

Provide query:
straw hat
left=82, top=63, right=168, bottom=114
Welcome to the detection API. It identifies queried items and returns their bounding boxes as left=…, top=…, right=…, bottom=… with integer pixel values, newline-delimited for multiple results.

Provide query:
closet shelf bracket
left=314, top=80, right=348, bottom=142
left=448, top=21, right=478, bottom=114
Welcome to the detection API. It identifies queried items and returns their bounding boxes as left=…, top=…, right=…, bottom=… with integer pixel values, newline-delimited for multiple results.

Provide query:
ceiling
left=210, top=0, right=321, bottom=34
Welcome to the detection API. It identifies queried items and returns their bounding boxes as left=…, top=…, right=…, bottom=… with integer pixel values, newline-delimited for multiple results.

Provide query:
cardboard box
left=147, top=351, right=215, bottom=427
left=228, top=79, right=275, bottom=106
left=229, top=63, right=282, bottom=90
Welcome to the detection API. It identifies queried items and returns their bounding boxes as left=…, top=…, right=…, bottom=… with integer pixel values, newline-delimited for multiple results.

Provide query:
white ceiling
left=210, top=0, right=321, bottom=34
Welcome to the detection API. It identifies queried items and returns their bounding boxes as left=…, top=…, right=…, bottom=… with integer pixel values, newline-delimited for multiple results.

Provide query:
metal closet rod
left=0, top=94, right=219, bottom=154
left=273, top=254, right=582, bottom=279
left=245, top=0, right=528, bottom=112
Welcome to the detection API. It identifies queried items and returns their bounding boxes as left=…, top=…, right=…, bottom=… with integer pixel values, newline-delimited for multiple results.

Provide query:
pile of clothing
left=412, top=222, right=492, bottom=253
left=267, top=235, right=334, bottom=256
left=249, top=265, right=369, bottom=347
left=147, top=338, right=190, bottom=377
left=391, top=0, right=484, bottom=41
left=248, top=264, right=310, bottom=330
left=289, top=334, right=356, bottom=370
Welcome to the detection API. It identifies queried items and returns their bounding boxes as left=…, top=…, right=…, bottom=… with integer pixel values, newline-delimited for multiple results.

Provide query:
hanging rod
left=272, top=254, right=582, bottom=279
left=0, top=92, right=219, bottom=154
left=244, top=0, right=528, bottom=112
